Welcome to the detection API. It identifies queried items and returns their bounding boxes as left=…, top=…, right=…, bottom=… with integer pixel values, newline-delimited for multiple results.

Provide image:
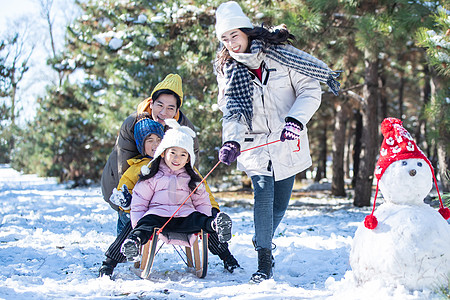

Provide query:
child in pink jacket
left=120, top=119, right=233, bottom=262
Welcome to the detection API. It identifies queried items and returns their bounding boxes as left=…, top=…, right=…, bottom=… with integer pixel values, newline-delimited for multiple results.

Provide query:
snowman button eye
left=417, top=162, right=422, bottom=167
left=402, top=161, right=407, bottom=166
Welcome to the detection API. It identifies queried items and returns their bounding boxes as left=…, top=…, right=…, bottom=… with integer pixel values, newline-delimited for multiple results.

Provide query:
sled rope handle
left=156, top=139, right=281, bottom=235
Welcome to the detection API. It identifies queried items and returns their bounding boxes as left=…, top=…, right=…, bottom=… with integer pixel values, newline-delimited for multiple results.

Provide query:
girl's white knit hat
left=215, top=1, right=253, bottom=40
left=141, top=119, right=196, bottom=175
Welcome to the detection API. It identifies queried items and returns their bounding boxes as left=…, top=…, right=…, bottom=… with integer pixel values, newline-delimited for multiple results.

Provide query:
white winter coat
left=217, top=55, right=322, bottom=181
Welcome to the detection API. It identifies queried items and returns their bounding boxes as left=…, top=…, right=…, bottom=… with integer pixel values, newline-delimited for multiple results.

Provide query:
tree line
left=0, top=0, right=448, bottom=207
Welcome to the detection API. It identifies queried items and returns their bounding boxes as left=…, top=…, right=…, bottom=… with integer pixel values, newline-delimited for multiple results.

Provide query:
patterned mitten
left=280, top=118, right=303, bottom=142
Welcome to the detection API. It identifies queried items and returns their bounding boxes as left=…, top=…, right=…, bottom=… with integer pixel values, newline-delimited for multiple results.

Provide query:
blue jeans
left=251, top=175, right=295, bottom=250
left=117, top=210, right=130, bottom=236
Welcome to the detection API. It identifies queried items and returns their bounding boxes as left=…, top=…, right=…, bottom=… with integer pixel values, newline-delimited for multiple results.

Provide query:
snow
left=108, top=38, right=124, bottom=50
left=0, top=164, right=446, bottom=299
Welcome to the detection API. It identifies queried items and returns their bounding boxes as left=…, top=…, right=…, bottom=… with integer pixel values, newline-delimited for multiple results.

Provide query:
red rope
left=240, top=139, right=280, bottom=152
left=294, top=139, right=301, bottom=152
left=156, top=139, right=281, bottom=235
left=156, top=160, right=221, bottom=235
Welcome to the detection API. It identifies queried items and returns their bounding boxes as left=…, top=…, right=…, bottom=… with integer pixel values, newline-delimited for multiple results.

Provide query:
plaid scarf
left=222, top=39, right=340, bottom=130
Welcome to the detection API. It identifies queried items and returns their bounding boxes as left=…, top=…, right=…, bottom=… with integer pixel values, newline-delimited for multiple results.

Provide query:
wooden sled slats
left=137, top=228, right=208, bottom=279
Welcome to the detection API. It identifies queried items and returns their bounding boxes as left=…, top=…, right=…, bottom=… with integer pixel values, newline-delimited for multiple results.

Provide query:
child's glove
left=280, top=117, right=303, bottom=142
left=109, top=184, right=132, bottom=211
left=219, top=141, right=241, bottom=165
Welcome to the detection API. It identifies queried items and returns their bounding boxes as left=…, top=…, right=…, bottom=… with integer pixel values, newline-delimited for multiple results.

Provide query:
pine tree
left=15, top=0, right=223, bottom=183
left=416, top=7, right=450, bottom=192
left=0, top=29, right=35, bottom=163
left=15, top=0, right=447, bottom=193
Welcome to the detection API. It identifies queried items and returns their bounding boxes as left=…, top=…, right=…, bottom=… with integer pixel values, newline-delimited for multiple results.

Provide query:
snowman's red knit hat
left=364, top=117, right=450, bottom=229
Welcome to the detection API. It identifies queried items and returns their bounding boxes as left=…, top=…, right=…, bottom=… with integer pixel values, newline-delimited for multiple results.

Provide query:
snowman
left=350, top=117, right=450, bottom=290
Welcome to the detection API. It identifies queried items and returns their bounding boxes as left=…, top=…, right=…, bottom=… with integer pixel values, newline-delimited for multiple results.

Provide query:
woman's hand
left=219, top=141, right=241, bottom=165
left=280, top=117, right=303, bottom=142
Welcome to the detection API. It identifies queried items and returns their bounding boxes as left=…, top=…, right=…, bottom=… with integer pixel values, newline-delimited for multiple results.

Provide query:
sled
left=136, top=228, right=208, bottom=279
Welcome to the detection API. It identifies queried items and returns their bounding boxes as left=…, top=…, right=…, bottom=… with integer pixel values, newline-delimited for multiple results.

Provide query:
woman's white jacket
left=217, top=55, right=322, bottom=181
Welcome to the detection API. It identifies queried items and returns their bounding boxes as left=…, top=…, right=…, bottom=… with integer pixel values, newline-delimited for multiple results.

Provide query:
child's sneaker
left=121, top=235, right=141, bottom=262
left=223, top=254, right=240, bottom=273
left=212, top=212, right=232, bottom=243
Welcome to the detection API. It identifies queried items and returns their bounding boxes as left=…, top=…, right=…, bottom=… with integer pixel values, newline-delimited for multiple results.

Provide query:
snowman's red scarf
left=365, top=162, right=450, bottom=230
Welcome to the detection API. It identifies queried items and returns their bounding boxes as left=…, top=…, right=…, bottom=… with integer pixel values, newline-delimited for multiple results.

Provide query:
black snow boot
left=98, top=257, right=117, bottom=278
left=252, top=237, right=275, bottom=268
left=223, top=254, right=240, bottom=273
left=250, top=248, right=273, bottom=283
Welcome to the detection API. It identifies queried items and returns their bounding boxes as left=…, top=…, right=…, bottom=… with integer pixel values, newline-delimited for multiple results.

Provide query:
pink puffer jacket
left=130, top=160, right=212, bottom=228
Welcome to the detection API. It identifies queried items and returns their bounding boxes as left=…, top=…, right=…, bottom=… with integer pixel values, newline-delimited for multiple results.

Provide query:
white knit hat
left=141, top=119, right=196, bottom=175
left=215, top=1, right=253, bottom=40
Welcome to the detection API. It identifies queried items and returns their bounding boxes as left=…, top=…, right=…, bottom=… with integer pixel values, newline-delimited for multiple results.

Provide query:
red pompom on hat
left=365, top=118, right=449, bottom=229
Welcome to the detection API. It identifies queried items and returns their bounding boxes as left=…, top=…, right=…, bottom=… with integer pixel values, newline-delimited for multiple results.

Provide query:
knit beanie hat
left=141, top=119, right=196, bottom=175
left=364, top=117, right=450, bottom=229
left=137, top=73, right=183, bottom=120
left=215, top=1, right=253, bottom=40
left=133, top=114, right=165, bottom=156
left=150, top=73, right=183, bottom=101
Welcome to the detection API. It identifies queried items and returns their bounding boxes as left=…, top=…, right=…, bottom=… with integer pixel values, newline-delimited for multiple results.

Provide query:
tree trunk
left=314, top=123, right=327, bottom=182
left=354, top=50, right=379, bottom=207
left=437, top=142, right=449, bottom=192
left=9, top=72, right=17, bottom=151
left=415, top=67, right=431, bottom=154
left=345, top=127, right=351, bottom=181
left=379, top=71, right=387, bottom=119
left=351, top=111, right=362, bottom=188
left=332, top=101, right=350, bottom=196
left=398, top=76, right=405, bottom=120
left=414, top=67, right=431, bottom=148
left=41, top=0, right=65, bottom=87
left=431, top=76, right=450, bottom=192
left=296, top=170, right=307, bottom=181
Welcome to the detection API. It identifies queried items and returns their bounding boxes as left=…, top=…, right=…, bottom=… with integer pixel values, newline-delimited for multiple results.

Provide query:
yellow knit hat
left=150, top=73, right=183, bottom=102
left=137, top=74, right=184, bottom=121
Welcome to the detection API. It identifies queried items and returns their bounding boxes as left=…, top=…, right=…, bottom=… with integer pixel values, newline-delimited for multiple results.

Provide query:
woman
left=214, top=1, right=339, bottom=283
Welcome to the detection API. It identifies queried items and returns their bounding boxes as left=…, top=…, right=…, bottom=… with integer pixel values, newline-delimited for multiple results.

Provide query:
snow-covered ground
left=0, top=164, right=445, bottom=299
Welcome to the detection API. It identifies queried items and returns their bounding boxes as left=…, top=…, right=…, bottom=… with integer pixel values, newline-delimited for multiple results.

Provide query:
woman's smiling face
left=220, top=29, right=249, bottom=53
